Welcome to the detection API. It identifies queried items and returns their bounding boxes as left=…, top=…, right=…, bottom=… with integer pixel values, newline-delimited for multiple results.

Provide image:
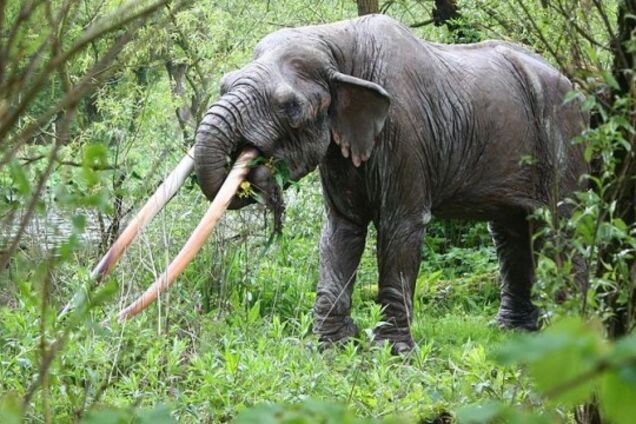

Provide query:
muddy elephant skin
left=194, top=14, right=588, bottom=353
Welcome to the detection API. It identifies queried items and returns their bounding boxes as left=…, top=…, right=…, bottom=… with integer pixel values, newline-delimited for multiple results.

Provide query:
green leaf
left=72, top=213, right=87, bottom=232
left=81, top=143, right=109, bottom=186
left=81, top=409, right=129, bottom=424
left=9, top=161, right=31, bottom=195
left=531, top=322, right=603, bottom=406
left=137, top=405, right=176, bottom=424
left=83, top=143, right=109, bottom=168
left=456, top=401, right=507, bottom=423
left=599, top=369, right=636, bottom=424
left=600, top=71, right=620, bottom=90
left=299, top=400, right=349, bottom=423
left=583, top=144, right=595, bottom=163
left=234, top=403, right=285, bottom=424
left=0, top=392, right=23, bottom=424
left=494, top=318, right=604, bottom=406
left=563, top=90, right=582, bottom=105
left=609, top=334, right=636, bottom=365
left=247, top=300, right=261, bottom=324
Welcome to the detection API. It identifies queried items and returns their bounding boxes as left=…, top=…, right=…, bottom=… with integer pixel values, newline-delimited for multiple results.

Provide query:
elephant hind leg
left=490, top=214, right=540, bottom=331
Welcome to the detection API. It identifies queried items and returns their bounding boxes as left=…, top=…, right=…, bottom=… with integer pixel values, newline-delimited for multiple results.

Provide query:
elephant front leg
left=313, top=211, right=367, bottom=346
left=375, top=219, right=425, bottom=354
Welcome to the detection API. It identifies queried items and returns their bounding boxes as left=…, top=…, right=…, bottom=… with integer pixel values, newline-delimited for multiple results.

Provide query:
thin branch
left=479, top=4, right=514, bottom=34
left=591, top=0, right=617, bottom=46
left=164, top=2, right=209, bottom=92
left=0, top=1, right=43, bottom=81
left=0, top=15, right=151, bottom=269
left=0, top=109, right=73, bottom=271
left=512, top=0, right=569, bottom=76
left=0, top=0, right=173, bottom=144
left=545, top=356, right=636, bottom=400
left=38, top=258, right=52, bottom=423
left=23, top=333, right=67, bottom=408
left=0, top=0, right=6, bottom=73
left=555, top=1, right=609, bottom=50
left=380, top=0, right=395, bottom=13
left=410, top=18, right=434, bottom=28
left=0, top=1, right=181, bottom=171
left=18, top=154, right=117, bottom=170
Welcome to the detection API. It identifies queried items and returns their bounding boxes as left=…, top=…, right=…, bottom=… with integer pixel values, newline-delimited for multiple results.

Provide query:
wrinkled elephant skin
left=194, top=15, right=588, bottom=353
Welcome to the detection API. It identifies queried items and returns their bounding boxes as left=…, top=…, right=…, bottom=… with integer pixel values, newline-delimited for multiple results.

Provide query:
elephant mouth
left=283, top=152, right=319, bottom=182
left=230, top=139, right=262, bottom=166
left=287, top=162, right=309, bottom=182
left=236, top=142, right=310, bottom=184
left=232, top=140, right=288, bottom=226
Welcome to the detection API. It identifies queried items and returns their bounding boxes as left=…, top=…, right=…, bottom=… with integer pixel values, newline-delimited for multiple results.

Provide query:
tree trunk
left=432, top=0, right=460, bottom=25
left=166, top=61, right=197, bottom=143
left=598, top=0, right=636, bottom=340
left=577, top=2, right=635, bottom=422
left=432, top=0, right=478, bottom=43
left=356, top=0, right=379, bottom=16
left=607, top=0, right=636, bottom=339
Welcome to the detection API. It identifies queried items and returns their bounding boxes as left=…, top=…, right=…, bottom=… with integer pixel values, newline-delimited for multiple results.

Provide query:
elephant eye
left=280, top=98, right=304, bottom=127
left=283, top=99, right=301, bottom=119
left=273, top=84, right=306, bottom=128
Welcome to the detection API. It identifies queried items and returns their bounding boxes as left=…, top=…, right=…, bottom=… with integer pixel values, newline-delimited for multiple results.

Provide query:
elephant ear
left=329, top=72, right=390, bottom=167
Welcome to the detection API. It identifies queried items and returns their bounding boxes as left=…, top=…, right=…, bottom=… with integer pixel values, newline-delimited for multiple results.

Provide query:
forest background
left=0, top=0, right=634, bottom=423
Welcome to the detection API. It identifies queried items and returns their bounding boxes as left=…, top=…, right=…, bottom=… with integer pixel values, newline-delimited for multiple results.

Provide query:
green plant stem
left=545, top=356, right=636, bottom=400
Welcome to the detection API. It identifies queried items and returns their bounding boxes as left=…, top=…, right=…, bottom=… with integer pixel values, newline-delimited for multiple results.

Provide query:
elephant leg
left=374, top=219, right=425, bottom=354
left=313, top=209, right=367, bottom=346
left=490, top=216, right=540, bottom=331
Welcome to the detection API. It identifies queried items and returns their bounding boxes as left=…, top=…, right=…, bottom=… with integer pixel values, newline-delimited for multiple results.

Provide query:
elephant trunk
left=194, top=96, right=247, bottom=206
left=194, top=93, right=285, bottom=219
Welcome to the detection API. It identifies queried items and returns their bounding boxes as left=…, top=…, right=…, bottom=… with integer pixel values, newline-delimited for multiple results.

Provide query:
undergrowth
left=1, top=174, right=530, bottom=422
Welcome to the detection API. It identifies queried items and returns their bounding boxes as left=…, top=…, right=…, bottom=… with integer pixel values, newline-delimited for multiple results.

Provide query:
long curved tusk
left=91, top=147, right=196, bottom=283
left=116, top=147, right=259, bottom=321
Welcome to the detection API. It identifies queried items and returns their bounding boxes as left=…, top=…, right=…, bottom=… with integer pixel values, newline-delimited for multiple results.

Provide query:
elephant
left=193, top=14, right=588, bottom=353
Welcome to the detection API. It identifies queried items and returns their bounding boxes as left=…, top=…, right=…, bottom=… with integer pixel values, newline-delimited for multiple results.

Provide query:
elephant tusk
left=115, top=147, right=259, bottom=321
left=90, top=147, right=196, bottom=284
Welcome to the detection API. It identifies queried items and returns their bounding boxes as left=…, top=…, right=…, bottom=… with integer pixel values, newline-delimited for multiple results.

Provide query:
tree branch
left=410, top=18, right=434, bottom=28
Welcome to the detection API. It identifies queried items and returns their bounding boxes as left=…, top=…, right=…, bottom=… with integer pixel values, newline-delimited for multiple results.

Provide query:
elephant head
left=193, top=29, right=391, bottom=209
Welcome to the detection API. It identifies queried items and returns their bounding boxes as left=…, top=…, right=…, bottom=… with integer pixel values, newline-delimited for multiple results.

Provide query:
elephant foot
left=373, top=323, right=415, bottom=355
left=390, top=340, right=415, bottom=355
left=315, top=316, right=359, bottom=350
left=496, top=299, right=540, bottom=331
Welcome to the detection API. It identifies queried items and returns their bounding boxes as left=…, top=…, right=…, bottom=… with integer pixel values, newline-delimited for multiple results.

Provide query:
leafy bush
left=459, top=317, right=636, bottom=424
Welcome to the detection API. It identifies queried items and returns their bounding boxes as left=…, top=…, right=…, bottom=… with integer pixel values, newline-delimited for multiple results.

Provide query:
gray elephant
left=193, top=15, right=588, bottom=353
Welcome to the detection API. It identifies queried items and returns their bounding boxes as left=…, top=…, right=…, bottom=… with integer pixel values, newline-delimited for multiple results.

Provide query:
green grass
left=0, top=177, right=541, bottom=423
